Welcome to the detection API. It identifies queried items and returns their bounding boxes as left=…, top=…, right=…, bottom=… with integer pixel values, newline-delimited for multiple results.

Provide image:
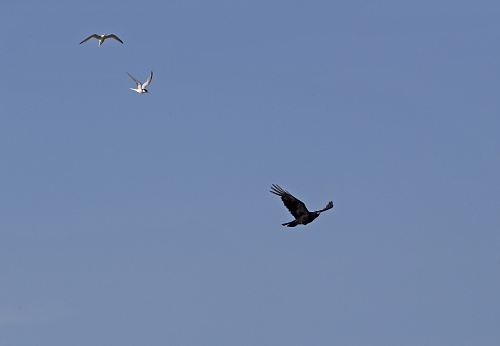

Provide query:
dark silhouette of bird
left=270, top=184, right=334, bottom=227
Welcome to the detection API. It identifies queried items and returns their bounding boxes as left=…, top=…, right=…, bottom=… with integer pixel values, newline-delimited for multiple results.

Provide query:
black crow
left=270, top=184, right=333, bottom=227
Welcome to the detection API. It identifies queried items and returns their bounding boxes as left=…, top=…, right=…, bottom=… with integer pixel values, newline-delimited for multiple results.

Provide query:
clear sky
left=1, top=1, right=499, bottom=345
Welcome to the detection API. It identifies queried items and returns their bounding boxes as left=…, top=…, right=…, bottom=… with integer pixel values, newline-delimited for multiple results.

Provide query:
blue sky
left=1, top=1, right=499, bottom=345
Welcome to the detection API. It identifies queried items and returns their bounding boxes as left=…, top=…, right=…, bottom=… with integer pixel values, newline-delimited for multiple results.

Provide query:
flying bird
left=79, top=34, right=124, bottom=46
left=127, top=71, right=153, bottom=94
left=270, top=184, right=333, bottom=227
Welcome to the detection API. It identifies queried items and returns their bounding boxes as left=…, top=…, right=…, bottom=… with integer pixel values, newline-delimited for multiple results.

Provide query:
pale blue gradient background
left=1, top=1, right=499, bottom=345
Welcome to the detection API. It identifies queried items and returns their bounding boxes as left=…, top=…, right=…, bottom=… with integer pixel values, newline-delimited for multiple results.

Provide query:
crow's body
left=270, top=184, right=333, bottom=227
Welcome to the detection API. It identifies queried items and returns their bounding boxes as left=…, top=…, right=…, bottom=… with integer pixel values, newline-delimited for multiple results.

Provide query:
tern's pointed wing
left=127, top=73, right=142, bottom=88
left=107, top=34, right=124, bottom=44
left=79, top=34, right=100, bottom=44
left=143, top=71, right=153, bottom=88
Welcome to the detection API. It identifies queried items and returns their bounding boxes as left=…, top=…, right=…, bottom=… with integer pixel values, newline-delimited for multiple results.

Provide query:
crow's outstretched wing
left=270, top=184, right=309, bottom=218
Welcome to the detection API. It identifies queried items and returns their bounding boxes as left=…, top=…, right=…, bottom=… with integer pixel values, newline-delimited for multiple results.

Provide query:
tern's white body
left=80, top=34, right=123, bottom=46
left=127, top=71, right=153, bottom=94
